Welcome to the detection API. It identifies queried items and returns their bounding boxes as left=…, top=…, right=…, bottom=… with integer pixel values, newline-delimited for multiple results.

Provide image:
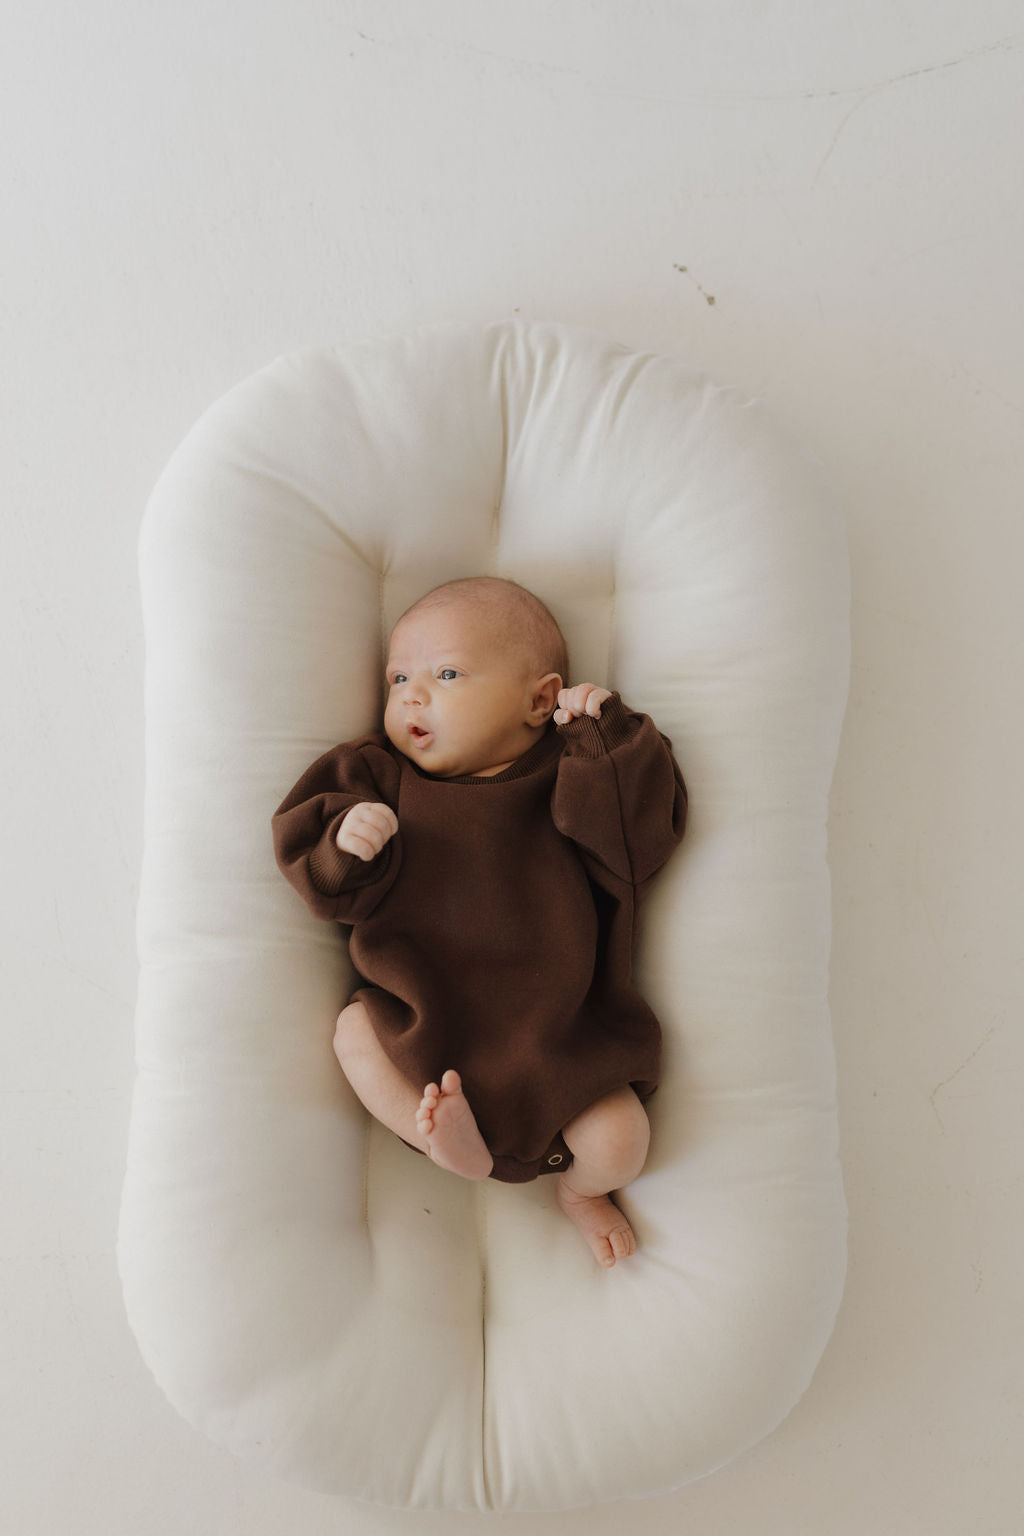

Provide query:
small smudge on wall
left=673, top=264, right=716, bottom=306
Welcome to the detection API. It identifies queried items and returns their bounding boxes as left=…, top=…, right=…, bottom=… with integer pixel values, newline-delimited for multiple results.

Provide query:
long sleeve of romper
left=551, top=693, right=687, bottom=892
left=271, top=736, right=402, bottom=923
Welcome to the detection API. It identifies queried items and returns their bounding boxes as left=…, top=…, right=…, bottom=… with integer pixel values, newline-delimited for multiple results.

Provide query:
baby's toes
left=609, top=1225, right=634, bottom=1261
left=416, top=1086, right=439, bottom=1130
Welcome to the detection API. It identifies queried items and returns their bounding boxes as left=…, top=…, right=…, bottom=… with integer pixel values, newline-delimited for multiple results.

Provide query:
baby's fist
left=336, top=802, right=398, bottom=862
left=554, top=683, right=613, bottom=725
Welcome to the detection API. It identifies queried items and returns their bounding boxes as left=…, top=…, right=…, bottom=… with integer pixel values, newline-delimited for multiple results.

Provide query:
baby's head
left=384, top=577, right=567, bottom=779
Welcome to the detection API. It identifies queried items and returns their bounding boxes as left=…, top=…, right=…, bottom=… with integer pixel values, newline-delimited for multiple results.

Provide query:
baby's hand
left=553, top=683, right=613, bottom=725
left=336, top=802, right=399, bottom=862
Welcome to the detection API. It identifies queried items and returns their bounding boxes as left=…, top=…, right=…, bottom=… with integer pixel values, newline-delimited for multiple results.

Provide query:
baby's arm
left=272, top=740, right=401, bottom=921
left=551, top=684, right=687, bottom=890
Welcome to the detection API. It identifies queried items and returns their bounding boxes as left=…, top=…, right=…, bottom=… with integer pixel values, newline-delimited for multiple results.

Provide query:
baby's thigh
left=333, top=998, right=375, bottom=1067
left=562, top=1086, right=650, bottom=1163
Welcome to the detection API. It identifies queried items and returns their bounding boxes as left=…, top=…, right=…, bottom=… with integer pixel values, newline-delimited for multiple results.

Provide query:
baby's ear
left=531, top=672, right=562, bottom=721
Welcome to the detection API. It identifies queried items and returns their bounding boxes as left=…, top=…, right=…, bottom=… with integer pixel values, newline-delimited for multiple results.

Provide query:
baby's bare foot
left=415, top=1069, right=493, bottom=1180
left=556, top=1177, right=637, bottom=1268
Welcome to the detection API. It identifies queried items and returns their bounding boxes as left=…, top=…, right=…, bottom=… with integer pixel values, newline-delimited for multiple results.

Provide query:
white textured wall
left=4, top=3, right=1022, bottom=1532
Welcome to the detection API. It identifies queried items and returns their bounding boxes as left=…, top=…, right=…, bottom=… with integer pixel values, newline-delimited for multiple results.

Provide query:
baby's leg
left=556, top=1088, right=651, bottom=1268
left=333, top=1002, right=493, bottom=1180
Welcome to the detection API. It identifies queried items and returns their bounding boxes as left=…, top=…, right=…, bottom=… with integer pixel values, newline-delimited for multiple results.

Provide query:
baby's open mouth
left=408, top=725, right=431, bottom=740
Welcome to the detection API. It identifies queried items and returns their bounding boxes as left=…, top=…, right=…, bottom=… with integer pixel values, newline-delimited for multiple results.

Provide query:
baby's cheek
left=382, top=716, right=404, bottom=755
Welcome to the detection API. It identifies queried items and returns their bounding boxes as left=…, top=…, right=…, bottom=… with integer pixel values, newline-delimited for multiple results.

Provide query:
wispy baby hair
left=397, top=576, right=569, bottom=683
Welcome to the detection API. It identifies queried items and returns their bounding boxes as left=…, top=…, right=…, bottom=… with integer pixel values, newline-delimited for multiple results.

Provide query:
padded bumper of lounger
left=118, top=319, right=849, bottom=1512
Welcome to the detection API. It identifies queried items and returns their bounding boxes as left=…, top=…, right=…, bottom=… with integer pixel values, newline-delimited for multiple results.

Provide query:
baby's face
left=384, top=604, right=548, bottom=778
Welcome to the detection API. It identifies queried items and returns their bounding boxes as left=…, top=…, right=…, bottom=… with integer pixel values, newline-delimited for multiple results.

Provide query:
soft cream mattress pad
left=119, top=319, right=849, bottom=1511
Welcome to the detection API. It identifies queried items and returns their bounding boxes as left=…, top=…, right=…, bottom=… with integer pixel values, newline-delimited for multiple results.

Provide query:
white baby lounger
left=119, top=319, right=850, bottom=1512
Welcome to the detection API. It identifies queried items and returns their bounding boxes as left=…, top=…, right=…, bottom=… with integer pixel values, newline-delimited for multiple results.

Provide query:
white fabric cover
left=119, top=319, right=849, bottom=1512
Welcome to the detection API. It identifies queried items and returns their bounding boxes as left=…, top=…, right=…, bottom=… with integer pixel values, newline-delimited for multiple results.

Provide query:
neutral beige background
left=3, top=2, right=1021, bottom=1531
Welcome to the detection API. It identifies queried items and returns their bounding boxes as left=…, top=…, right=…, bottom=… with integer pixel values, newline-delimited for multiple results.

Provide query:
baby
left=272, top=576, right=686, bottom=1268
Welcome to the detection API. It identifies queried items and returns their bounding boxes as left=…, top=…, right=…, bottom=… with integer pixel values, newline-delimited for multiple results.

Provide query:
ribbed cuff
left=555, top=692, right=635, bottom=758
left=309, top=812, right=361, bottom=895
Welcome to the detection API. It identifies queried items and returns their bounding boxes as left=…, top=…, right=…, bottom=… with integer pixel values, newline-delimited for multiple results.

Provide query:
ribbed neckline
left=407, top=723, right=563, bottom=786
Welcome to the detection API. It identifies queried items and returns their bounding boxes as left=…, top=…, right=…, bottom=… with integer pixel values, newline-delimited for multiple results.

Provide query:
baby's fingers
left=341, top=830, right=381, bottom=862
left=556, top=683, right=612, bottom=722
left=336, top=802, right=398, bottom=860
left=361, top=803, right=398, bottom=841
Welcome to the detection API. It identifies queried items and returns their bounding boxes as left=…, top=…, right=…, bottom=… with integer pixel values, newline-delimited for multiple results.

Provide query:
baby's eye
left=438, top=668, right=460, bottom=681
left=389, top=673, right=407, bottom=685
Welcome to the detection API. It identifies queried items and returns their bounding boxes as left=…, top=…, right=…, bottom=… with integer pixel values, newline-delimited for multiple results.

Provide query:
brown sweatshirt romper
left=272, top=694, right=687, bottom=1183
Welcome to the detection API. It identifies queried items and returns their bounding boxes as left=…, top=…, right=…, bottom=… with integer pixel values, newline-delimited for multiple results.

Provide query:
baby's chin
left=386, top=729, right=460, bottom=777
left=386, top=730, right=499, bottom=780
